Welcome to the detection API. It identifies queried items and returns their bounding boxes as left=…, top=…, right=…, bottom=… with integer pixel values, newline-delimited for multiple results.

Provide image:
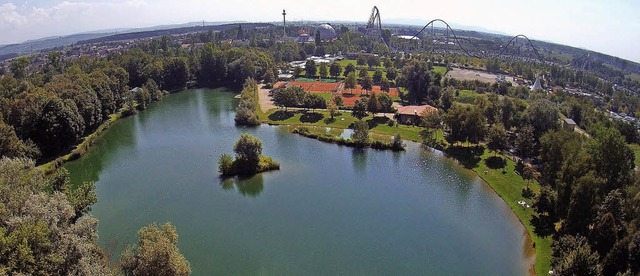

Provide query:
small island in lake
left=218, top=133, right=280, bottom=176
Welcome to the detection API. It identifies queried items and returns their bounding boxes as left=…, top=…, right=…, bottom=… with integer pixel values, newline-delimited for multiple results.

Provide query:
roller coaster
left=363, top=6, right=545, bottom=63
left=365, top=6, right=387, bottom=47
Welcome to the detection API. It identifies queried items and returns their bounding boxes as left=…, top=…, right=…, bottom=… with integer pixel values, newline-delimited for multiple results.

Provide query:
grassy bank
left=264, top=107, right=551, bottom=275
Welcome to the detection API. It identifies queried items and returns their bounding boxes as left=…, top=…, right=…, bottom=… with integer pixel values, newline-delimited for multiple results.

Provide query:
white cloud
left=0, top=3, right=28, bottom=30
left=0, top=0, right=150, bottom=43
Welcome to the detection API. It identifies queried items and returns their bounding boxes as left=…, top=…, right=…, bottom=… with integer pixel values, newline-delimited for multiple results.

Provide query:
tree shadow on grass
left=530, top=215, right=556, bottom=238
left=366, top=116, right=390, bottom=128
left=444, top=145, right=484, bottom=169
left=324, top=117, right=337, bottom=124
left=485, top=156, right=507, bottom=170
left=268, top=110, right=294, bottom=121
left=300, top=112, right=324, bottom=123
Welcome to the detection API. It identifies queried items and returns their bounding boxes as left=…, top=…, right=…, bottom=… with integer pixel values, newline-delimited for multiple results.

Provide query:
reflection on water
left=220, top=174, right=264, bottom=198
left=65, top=88, right=530, bottom=276
left=351, top=148, right=367, bottom=174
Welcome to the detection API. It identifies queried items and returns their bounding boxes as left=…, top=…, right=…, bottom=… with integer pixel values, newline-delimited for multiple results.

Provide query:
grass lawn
left=630, top=143, right=640, bottom=166
left=433, top=66, right=447, bottom=76
left=456, top=89, right=480, bottom=104
left=318, top=93, right=333, bottom=104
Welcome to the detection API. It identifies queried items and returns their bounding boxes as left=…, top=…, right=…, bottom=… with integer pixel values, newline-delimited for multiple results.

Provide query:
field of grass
left=318, top=93, right=333, bottom=104
left=456, top=89, right=480, bottom=104
left=433, top=66, right=447, bottom=76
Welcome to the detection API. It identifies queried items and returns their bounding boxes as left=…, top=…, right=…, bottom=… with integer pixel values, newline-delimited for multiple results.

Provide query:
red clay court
left=273, top=81, right=400, bottom=107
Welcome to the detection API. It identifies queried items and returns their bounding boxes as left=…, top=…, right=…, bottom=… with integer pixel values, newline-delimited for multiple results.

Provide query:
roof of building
left=564, top=118, right=576, bottom=125
left=396, top=105, right=438, bottom=116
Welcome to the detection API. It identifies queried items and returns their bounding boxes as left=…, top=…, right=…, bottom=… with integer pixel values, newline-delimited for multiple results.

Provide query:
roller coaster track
left=360, top=7, right=544, bottom=62
left=573, top=52, right=592, bottom=70
left=410, top=19, right=480, bottom=57
left=494, top=34, right=544, bottom=61
left=365, top=6, right=389, bottom=47
left=408, top=19, right=544, bottom=62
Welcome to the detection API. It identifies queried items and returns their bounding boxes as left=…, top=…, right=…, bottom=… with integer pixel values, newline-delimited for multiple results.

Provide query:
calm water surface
left=66, top=88, right=532, bottom=275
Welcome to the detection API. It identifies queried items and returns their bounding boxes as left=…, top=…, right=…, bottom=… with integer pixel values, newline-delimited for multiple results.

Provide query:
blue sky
left=1, top=0, right=639, bottom=63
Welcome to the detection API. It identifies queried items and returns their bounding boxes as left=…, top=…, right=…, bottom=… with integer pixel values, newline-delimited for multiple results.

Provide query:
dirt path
left=258, top=84, right=276, bottom=112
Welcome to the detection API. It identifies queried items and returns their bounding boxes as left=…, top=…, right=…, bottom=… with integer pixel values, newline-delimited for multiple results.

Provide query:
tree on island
left=234, top=78, right=260, bottom=126
left=218, top=133, right=280, bottom=176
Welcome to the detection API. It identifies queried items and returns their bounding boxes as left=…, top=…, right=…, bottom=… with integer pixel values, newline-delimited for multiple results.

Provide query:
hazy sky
left=1, top=0, right=639, bottom=62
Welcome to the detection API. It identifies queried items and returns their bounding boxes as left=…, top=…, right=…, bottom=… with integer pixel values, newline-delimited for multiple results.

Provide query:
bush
left=387, top=119, right=395, bottom=127
left=234, top=107, right=260, bottom=126
left=218, top=154, right=234, bottom=175
left=258, top=156, right=280, bottom=172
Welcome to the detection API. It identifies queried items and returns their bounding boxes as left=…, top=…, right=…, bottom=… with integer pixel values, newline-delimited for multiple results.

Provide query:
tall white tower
left=282, top=9, right=287, bottom=37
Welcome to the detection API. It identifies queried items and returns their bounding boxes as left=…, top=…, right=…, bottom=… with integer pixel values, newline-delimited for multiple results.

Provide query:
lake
left=65, top=88, right=532, bottom=275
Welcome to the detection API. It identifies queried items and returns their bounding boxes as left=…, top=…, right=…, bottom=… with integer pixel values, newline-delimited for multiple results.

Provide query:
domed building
left=316, top=24, right=337, bottom=41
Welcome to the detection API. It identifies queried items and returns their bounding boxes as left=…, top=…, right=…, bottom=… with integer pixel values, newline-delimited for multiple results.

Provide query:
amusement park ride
left=363, top=6, right=545, bottom=63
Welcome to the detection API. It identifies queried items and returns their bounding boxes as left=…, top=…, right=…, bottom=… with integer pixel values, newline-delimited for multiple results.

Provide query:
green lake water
left=65, top=88, right=532, bottom=275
